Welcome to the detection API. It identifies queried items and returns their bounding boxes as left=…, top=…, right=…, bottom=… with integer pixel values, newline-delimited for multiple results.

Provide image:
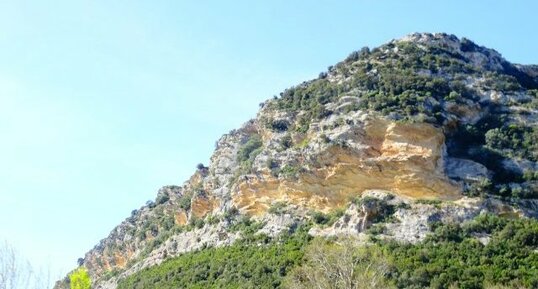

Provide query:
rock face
left=55, top=33, right=538, bottom=289
left=233, top=116, right=460, bottom=216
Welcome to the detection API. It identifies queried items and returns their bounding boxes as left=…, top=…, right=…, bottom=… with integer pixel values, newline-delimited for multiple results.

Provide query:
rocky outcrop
left=232, top=116, right=460, bottom=216
left=55, top=33, right=538, bottom=289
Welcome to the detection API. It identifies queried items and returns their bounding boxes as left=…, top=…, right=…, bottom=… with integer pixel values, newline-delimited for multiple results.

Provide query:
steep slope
left=55, top=33, right=538, bottom=289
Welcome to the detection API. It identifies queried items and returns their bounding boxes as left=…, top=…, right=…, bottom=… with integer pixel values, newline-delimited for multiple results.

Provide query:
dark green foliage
left=233, top=134, right=264, bottom=180
left=271, top=120, right=290, bottom=132
left=273, top=79, right=340, bottom=128
left=189, top=217, right=205, bottom=229
left=483, top=72, right=521, bottom=92
left=485, top=124, right=538, bottom=161
left=116, top=226, right=312, bottom=289
left=415, top=199, right=443, bottom=206
left=237, top=134, right=263, bottom=164
left=447, top=113, right=537, bottom=198
left=155, top=192, right=170, bottom=205
left=464, top=178, right=493, bottom=197
left=353, top=196, right=396, bottom=223
left=319, top=133, right=330, bottom=143
left=523, top=89, right=538, bottom=109
left=228, top=215, right=265, bottom=236
left=223, top=207, right=239, bottom=221
left=309, top=209, right=344, bottom=226
left=278, top=165, right=301, bottom=179
left=378, top=214, right=538, bottom=289
left=366, top=224, right=386, bottom=235
left=523, top=170, right=538, bottom=181
left=271, top=41, right=491, bottom=125
left=279, top=134, right=293, bottom=149
left=268, top=202, right=288, bottom=215
left=178, top=192, right=193, bottom=211
left=117, top=215, right=538, bottom=289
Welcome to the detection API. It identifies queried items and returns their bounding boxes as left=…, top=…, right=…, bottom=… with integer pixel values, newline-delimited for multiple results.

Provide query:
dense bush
left=271, top=41, right=490, bottom=125
left=352, top=196, right=396, bottom=223
left=116, top=214, right=538, bottom=289
left=237, top=134, right=263, bottom=164
left=309, top=209, right=344, bottom=227
left=447, top=114, right=537, bottom=198
left=116, top=226, right=312, bottom=289
left=233, top=134, right=264, bottom=179
left=382, top=214, right=538, bottom=289
left=485, top=124, right=538, bottom=161
left=69, top=267, right=91, bottom=289
left=178, top=192, right=193, bottom=211
left=287, top=215, right=538, bottom=289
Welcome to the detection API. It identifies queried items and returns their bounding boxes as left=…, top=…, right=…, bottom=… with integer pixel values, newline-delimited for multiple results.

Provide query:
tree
left=0, top=241, right=50, bottom=289
left=284, top=239, right=395, bottom=289
left=69, top=267, right=91, bottom=289
left=0, top=241, right=30, bottom=289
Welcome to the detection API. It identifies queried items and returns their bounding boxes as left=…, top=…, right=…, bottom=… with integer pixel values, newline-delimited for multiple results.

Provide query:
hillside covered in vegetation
left=56, top=33, right=538, bottom=289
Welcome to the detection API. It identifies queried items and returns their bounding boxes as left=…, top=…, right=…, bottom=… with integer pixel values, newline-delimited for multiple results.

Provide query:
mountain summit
left=55, top=33, right=538, bottom=289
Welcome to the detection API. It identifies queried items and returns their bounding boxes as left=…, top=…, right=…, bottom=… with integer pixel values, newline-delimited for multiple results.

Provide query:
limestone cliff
left=55, top=33, right=538, bottom=289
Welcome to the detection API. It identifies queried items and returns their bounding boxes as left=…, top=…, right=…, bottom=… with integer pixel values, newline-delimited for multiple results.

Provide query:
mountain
left=55, top=33, right=538, bottom=289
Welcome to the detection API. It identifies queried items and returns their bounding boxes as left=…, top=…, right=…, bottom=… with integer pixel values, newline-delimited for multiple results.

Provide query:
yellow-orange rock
left=233, top=118, right=461, bottom=215
left=191, top=194, right=219, bottom=218
left=174, top=211, right=188, bottom=225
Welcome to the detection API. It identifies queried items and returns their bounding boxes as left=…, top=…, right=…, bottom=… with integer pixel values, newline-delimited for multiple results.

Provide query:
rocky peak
left=55, top=33, right=538, bottom=289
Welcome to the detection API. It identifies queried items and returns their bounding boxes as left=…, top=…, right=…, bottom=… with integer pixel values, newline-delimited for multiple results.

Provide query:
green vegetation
left=447, top=114, right=538, bottom=199
left=352, top=196, right=397, bottom=223
left=464, top=178, right=494, bottom=197
left=309, top=209, right=344, bottom=227
left=233, top=134, right=264, bottom=179
left=268, top=202, right=288, bottom=215
left=485, top=124, right=538, bottom=161
left=237, top=134, right=263, bottom=164
left=155, top=191, right=170, bottom=205
left=270, top=41, right=490, bottom=125
left=178, top=191, right=193, bottom=211
left=270, top=120, right=290, bottom=132
left=288, top=214, right=538, bottom=289
left=104, top=38, right=538, bottom=289
left=69, top=267, right=91, bottom=289
left=279, top=134, right=293, bottom=149
left=415, top=199, right=443, bottom=207
left=381, top=214, right=538, bottom=289
left=279, top=165, right=301, bottom=179
left=284, top=238, right=396, bottom=289
left=228, top=215, right=265, bottom=236
left=117, top=226, right=312, bottom=289
left=116, top=214, right=538, bottom=289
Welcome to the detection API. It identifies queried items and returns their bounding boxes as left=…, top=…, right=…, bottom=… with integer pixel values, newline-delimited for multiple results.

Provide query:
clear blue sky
left=1, top=0, right=537, bottom=281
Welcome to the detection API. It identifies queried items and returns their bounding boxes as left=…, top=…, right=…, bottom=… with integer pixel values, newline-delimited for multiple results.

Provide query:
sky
left=1, top=0, right=537, bottom=284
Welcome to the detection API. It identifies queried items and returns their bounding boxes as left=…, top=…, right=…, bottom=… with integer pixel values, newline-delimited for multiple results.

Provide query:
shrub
left=284, top=239, right=395, bottom=289
left=189, top=217, right=205, bottom=229
left=237, top=134, right=263, bottom=164
left=464, top=178, right=493, bottom=197
left=353, top=196, right=396, bottom=223
left=268, top=202, right=288, bottom=215
left=155, top=192, right=170, bottom=205
left=279, top=134, right=293, bottom=149
left=309, top=209, right=344, bottom=227
left=69, top=267, right=91, bottom=289
left=271, top=120, right=290, bottom=132
left=117, top=226, right=312, bottom=289
left=178, top=192, right=193, bottom=211
left=485, top=124, right=538, bottom=161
